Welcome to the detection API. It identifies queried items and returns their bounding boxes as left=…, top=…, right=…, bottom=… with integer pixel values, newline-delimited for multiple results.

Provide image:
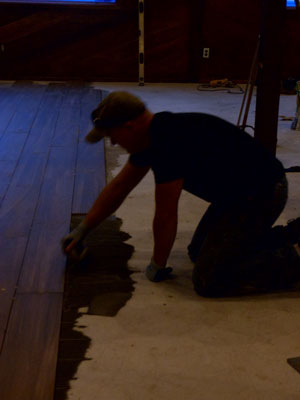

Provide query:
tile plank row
left=0, top=82, right=106, bottom=399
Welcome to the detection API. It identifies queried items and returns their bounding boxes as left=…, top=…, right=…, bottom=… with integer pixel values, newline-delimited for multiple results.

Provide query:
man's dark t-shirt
left=129, top=112, right=284, bottom=204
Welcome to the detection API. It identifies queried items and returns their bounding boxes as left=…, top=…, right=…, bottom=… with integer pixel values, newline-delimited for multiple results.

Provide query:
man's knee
left=192, top=265, right=223, bottom=297
left=192, top=263, right=238, bottom=298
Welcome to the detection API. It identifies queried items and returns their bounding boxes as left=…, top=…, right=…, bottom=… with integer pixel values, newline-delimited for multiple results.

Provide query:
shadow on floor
left=54, top=215, right=135, bottom=400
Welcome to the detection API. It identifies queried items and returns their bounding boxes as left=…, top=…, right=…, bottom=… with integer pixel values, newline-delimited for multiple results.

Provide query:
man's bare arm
left=85, top=160, right=150, bottom=229
left=64, top=160, right=150, bottom=253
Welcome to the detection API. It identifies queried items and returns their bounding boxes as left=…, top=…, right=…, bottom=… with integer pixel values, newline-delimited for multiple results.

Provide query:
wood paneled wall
left=0, top=0, right=299, bottom=82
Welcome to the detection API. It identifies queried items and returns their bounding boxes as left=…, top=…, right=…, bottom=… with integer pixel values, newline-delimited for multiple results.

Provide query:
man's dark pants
left=189, top=175, right=300, bottom=297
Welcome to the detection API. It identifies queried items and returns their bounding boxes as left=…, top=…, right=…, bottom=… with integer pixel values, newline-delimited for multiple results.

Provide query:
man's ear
left=122, top=120, right=135, bottom=132
left=123, top=120, right=134, bottom=129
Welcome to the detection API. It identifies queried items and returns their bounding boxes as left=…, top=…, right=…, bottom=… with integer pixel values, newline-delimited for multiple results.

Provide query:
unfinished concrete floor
left=66, top=83, right=300, bottom=400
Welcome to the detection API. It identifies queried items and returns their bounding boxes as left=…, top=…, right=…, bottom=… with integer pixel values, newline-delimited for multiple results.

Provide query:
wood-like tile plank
left=34, top=146, right=76, bottom=227
left=76, top=140, right=105, bottom=172
left=79, top=106, right=93, bottom=143
left=0, top=237, right=28, bottom=348
left=0, top=160, right=16, bottom=184
left=0, top=87, right=12, bottom=114
left=0, top=153, right=48, bottom=236
left=0, top=183, right=8, bottom=205
left=0, top=237, right=28, bottom=294
left=0, top=292, right=12, bottom=350
left=74, top=88, right=105, bottom=213
left=45, top=82, right=68, bottom=94
left=81, top=87, right=102, bottom=105
left=0, top=83, right=107, bottom=400
left=79, top=104, right=96, bottom=143
left=0, top=185, right=40, bottom=238
left=0, top=86, right=11, bottom=102
left=79, top=88, right=103, bottom=142
left=0, top=160, right=17, bottom=207
left=52, top=105, right=80, bottom=148
left=0, top=86, right=26, bottom=136
left=23, top=92, right=63, bottom=154
left=0, top=294, right=63, bottom=400
left=61, top=85, right=86, bottom=108
left=5, top=84, right=46, bottom=134
left=18, top=224, right=67, bottom=293
left=72, top=170, right=106, bottom=214
left=10, top=151, right=48, bottom=187
left=0, top=160, right=16, bottom=202
left=0, top=132, right=27, bottom=161
left=72, top=141, right=106, bottom=213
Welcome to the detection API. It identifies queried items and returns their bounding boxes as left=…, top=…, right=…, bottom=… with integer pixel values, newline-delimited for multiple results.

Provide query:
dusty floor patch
left=54, top=215, right=135, bottom=400
left=62, top=84, right=300, bottom=400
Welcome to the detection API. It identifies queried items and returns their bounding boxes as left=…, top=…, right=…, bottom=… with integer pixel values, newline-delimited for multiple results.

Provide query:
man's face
left=108, top=121, right=147, bottom=154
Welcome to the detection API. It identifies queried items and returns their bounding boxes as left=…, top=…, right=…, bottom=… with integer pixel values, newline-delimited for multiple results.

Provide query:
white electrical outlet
left=203, top=48, right=210, bottom=58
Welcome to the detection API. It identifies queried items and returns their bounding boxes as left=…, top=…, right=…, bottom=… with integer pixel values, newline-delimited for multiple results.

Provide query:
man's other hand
left=145, top=259, right=173, bottom=282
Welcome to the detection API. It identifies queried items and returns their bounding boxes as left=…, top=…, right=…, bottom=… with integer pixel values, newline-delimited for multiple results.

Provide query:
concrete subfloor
left=67, top=83, right=300, bottom=400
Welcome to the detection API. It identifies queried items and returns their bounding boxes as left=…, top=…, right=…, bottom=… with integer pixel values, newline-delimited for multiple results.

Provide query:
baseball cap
left=85, top=91, right=146, bottom=143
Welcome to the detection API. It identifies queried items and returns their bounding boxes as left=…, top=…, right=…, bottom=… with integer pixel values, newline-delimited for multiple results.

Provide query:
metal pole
left=237, top=37, right=260, bottom=128
left=138, top=0, right=145, bottom=86
left=254, top=0, right=286, bottom=155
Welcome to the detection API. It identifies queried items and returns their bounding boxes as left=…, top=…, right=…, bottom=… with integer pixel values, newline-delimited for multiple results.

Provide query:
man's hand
left=61, top=221, right=90, bottom=259
left=145, top=259, right=173, bottom=282
left=61, top=161, right=149, bottom=261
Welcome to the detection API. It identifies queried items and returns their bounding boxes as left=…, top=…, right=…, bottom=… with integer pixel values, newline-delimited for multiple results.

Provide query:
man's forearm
left=83, top=161, right=150, bottom=232
left=84, top=178, right=128, bottom=230
left=152, top=212, right=178, bottom=267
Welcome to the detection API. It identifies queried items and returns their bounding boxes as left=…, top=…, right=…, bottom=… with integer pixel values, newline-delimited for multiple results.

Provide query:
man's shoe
left=187, top=244, right=198, bottom=263
left=285, top=218, right=300, bottom=245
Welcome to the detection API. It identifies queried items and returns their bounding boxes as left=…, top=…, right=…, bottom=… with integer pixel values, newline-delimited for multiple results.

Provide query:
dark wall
left=282, top=9, right=300, bottom=79
left=0, top=0, right=299, bottom=82
left=0, top=0, right=139, bottom=81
